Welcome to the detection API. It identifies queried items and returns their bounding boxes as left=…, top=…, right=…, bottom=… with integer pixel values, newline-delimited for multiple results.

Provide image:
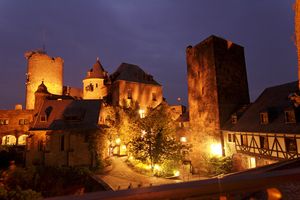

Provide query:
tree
left=130, top=104, right=186, bottom=172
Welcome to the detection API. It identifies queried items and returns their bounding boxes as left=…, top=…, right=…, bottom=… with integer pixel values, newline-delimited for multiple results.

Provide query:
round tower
left=82, top=58, right=108, bottom=100
left=25, top=50, right=63, bottom=110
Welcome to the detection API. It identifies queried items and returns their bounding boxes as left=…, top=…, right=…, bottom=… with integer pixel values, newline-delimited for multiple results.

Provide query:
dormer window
left=285, top=110, right=296, bottom=123
left=40, top=115, right=47, bottom=122
left=260, top=112, right=269, bottom=124
left=231, top=114, right=237, bottom=124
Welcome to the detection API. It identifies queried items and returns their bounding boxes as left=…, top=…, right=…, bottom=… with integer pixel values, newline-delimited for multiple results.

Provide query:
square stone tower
left=186, top=35, right=250, bottom=166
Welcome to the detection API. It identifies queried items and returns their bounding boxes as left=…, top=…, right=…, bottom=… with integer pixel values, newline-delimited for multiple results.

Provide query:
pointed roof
left=35, top=81, right=50, bottom=94
left=85, top=58, right=108, bottom=79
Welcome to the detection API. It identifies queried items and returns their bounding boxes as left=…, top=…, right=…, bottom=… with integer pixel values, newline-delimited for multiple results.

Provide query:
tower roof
left=35, top=81, right=50, bottom=94
left=85, top=58, right=108, bottom=79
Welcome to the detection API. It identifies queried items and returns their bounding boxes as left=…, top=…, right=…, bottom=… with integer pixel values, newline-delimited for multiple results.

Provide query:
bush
left=205, top=156, right=233, bottom=176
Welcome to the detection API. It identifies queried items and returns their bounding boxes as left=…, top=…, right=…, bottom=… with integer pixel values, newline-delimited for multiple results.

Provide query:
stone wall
left=186, top=35, right=250, bottom=169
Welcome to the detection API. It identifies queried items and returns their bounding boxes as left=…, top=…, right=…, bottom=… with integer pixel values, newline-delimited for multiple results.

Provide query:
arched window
left=18, top=134, right=28, bottom=145
left=2, top=135, right=17, bottom=145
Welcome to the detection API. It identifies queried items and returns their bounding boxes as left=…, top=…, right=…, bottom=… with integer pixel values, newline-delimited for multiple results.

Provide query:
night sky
left=0, top=0, right=297, bottom=109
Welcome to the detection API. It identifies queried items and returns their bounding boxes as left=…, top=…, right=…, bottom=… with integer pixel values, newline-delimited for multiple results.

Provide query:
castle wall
left=25, top=51, right=63, bottom=110
left=112, top=80, right=163, bottom=110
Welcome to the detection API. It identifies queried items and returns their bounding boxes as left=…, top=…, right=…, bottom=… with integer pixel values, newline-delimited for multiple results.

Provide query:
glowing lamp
left=173, top=170, right=180, bottom=176
left=154, top=164, right=161, bottom=171
left=180, top=136, right=187, bottom=143
left=210, top=143, right=222, bottom=157
left=115, top=138, right=121, bottom=145
left=139, top=109, right=145, bottom=118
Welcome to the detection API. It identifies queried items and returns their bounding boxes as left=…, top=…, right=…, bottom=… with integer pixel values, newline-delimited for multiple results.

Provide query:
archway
left=1, top=135, right=17, bottom=145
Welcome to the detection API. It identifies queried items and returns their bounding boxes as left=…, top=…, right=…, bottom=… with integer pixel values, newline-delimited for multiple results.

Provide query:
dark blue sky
left=0, top=0, right=297, bottom=109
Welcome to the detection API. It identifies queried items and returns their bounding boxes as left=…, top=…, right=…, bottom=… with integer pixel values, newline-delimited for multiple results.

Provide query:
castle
left=1, top=35, right=300, bottom=171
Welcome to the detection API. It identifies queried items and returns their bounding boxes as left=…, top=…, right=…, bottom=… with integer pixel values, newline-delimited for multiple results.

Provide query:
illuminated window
left=139, top=109, right=145, bottom=118
left=2, top=135, right=16, bottom=145
left=259, top=136, right=269, bottom=149
left=152, top=93, right=157, bottom=101
left=241, top=135, right=248, bottom=146
left=18, top=134, right=28, bottom=145
left=285, top=110, right=296, bottom=123
left=249, top=157, right=256, bottom=168
left=19, top=119, right=29, bottom=125
left=285, top=137, right=297, bottom=152
left=260, top=112, right=269, bottom=124
left=40, top=115, right=47, bottom=122
left=127, top=89, right=132, bottom=99
left=0, top=119, right=9, bottom=125
left=231, top=114, right=237, bottom=124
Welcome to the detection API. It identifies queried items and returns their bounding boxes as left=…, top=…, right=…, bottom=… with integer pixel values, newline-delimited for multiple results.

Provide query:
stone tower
left=82, top=58, right=108, bottom=100
left=25, top=50, right=63, bottom=110
left=186, top=35, right=250, bottom=165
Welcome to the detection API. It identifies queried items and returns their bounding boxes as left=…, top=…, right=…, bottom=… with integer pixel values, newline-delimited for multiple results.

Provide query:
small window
left=45, top=135, right=50, bottom=151
left=85, top=83, right=94, bottom=92
left=152, top=93, right=157, bottom=101
left=285, top=137, right=297, bottom=152
left=259, top=136, right=269, bottom=149
left=285, top=110, right=296, bottom=123
left=139, top=109, right=145, bottom=119
left=60, top=135, right=65, bottom=151
left=228, top=134, right=232, bottom=142
left=127, top=89, right=132, bottom=99
left=0, top=119, right=9, bottom=125
left=260, top=112, right=269, bottom=124
left=231, top=115, right=237, bottom=124
left=40, top=115, right=47, bottom=122
left=19, top=119, right=29, bottom=125
left=241, top=135, right=248, bottom=146
left=96, top=83, right=98, bottom=88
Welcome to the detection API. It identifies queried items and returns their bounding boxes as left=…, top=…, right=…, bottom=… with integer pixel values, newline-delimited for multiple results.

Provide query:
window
left=60, top=135, right=65, bottom=151
left=231, top=114, right=237, bottom=124
left=0, top=119, right=9, bottom=125
left=40, top=115, right=47, bottom=122
left=127, top=89, right=132, bottom=99
left=285, top=110, right=296, bottom=123
left=241, top=135, right=248, bottom=146
left=85, top=83, right=94, bottom=92
left=152, top=93, right=157, bottom=101
left=260, top=112, right=269, bottom=124
left=1, top=135, right=16, bottom=145
left=259, top=136, right=269, bottom=149
left=19, top=119, right=29, bottom=125
left=228, top=133, right=235, bottom=143
left=38, top=140, right=44, bottom=152
left=18, top=135, right=28, bottom=145
left=285, top=137, right=297, bottom=152
left=139, top=109, right=145, bottom=118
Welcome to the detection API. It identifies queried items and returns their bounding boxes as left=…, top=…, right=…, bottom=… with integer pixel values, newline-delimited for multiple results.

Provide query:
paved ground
left=94, top=157, right=181, bottom=190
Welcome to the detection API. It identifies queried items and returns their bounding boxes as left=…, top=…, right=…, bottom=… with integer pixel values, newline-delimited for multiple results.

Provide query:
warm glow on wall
left=180, top=136, right=187, bottom=143
left=210, top=143, right=222, bottom=157
left=139, top=109, right=145, bottom=118
left=115, top=138, right=121, bottom=145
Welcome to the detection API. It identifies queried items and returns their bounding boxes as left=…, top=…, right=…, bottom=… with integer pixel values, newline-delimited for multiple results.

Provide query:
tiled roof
left=85, top=58, right=108, bottom=79
left=110, top=63, right=161, bottom=86
left=31, top=99, right=101, bottom=130
left=222, top=81, right=300, bottom=134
